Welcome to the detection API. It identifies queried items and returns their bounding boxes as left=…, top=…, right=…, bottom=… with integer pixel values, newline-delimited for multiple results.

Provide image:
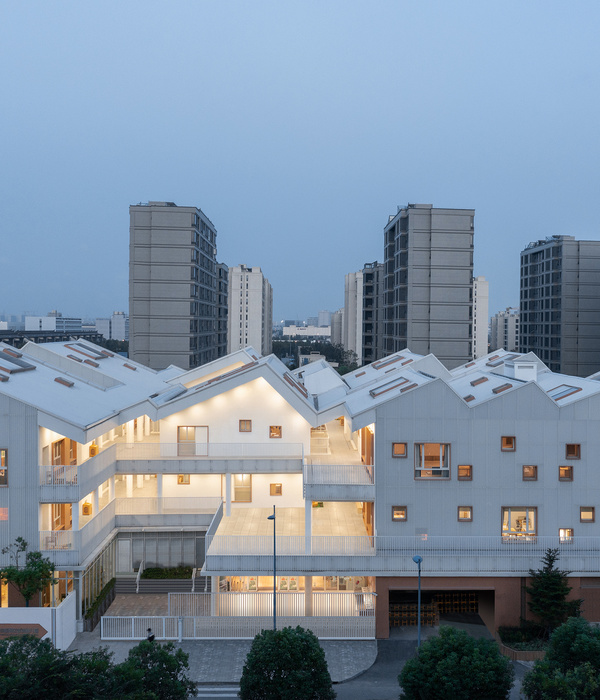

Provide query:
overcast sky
left=1, top=1, right=599, bottom=323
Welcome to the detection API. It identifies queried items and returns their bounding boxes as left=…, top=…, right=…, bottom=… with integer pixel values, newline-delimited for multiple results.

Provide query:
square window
left=580, top=507, right=595, bottom=522
left=458, top=506, right=473, bottom=522
left=392, top=506, right=407, bottom=521
left=559, top=528, right=574, bottom=543
left=269, top=426, right=282, bottom=439
left=177, top=474, right=190, bottom=485
left=566, top=444, right=581, bottom=459
left=239, top=420, right=252, bottom=433
left=270, top=483, right=282, bottom=496
left=522, top=465, right=537, bottom=481
left=457, top=465, right=472, bottom=481
left=559, top=466, right=573, bottom=481
left=392, top=442, right=407, bottom=458
left=414, top=443, right=450, bottom=478
left=501, top=436, right=516, bottom=451
left=502, top=506, right=537, bottom=538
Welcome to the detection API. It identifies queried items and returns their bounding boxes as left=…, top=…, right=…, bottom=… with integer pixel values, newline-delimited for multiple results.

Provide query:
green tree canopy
left=239, top=625, right=335, bottom=700
left=398, top=626, right=514, bottom=700
left=0, top=537, right=57, bottom=606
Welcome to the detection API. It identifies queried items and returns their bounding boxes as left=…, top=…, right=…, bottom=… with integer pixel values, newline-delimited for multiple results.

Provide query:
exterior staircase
left=115, top=575, right=212, bottom=594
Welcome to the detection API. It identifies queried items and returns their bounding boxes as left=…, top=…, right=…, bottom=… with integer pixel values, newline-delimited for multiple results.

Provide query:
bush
left=84, top=577, right=116, bottom=619
left=141, top=566, right=194, bottom=579
left=398, top=626, right=514, bottom=700
left=498, top=621, right=548, bottom=650
left=239, top=626, right=335, bottom=700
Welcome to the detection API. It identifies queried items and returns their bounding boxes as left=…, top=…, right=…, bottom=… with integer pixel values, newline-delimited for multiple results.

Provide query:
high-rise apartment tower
left=383, top=204, right=474, bottom=369
left=472, top=276, right=489, bottom=359
left=490, top=307, right=519, bottom=353
left=227, top=265, right=273, bottom=355
left=519, top=235, right=600, bottom=375
left=129, top=201, right=226, bottom=370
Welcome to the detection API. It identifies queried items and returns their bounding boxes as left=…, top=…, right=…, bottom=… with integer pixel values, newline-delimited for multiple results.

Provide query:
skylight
left=548, top=384, right=582, bottom=401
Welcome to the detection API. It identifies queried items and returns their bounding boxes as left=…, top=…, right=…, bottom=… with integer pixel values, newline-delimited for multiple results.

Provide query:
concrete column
left=109, top=428, right=115, bottom=442
left=126, top=420, right=134, bottom=448
left=225, top=474, right=232, bottom=517
left=98, top=433, right=104, bottom=449
left=136, top=418, right=143, bottom=442
left=136, top=475, right=143, bottom=489
left=304, top=576, right=312, bottom=617
left=71, top=502, right=79, bottom=531
left=108, top=475, right=115, bottom=501
left=305, top=499, right=312, bottom=554
left=126, top=475, right=133, bottom=498
left=144, top=415, right=151, bottom=436
left=92, top=488, right=99, bottom=515
left=157, top=473, right=163, bottom=514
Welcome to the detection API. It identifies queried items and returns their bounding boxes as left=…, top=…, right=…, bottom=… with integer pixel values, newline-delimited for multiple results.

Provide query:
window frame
left=559, top=527, right=574, bottom=543
left=269, top=426, right=282, bottom=439
left=559, top=465, right=573, bottom=482
left=391, top=506, right=407, bottom=522
left=501, top=506, right=537, bottom=539
left=233, top=474, right=252, bottom=502
left=239, top=420, right=252, bottom=433
left=392, top=442, right=407, bottom=458
left=177, top=474, right=191, bottom=485
left=501, top=436, right=516, bottom=452
left=0, top=448, right=6, bottom=487
left=457, top=464, right=472, bottom=481
left=414, top=443, right=451, bottom=479
left=458, top=506, right=473, bottom=522
left=566, top=444, right=581, bottom=460
left=522, top=465, right=538, bottom=481
left=580, top=507, right=595, bottom=523
left=270, top=483, right=282, bottom=496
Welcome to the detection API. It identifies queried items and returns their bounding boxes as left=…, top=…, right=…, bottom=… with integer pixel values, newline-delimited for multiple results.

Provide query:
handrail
left=136, top=560, right=144, bottom=594
left=191, top=568, right=197, bottom=593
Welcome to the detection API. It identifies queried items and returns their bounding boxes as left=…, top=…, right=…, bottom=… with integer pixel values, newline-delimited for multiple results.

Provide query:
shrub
left=398, top=626, right=514, bottom=700
left=141, top=566, right=194, bottom=579
left=84, top=577, right=116, bottom=619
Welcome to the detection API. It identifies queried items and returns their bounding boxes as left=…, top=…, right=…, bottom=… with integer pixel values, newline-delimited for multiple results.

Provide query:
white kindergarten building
left=1, top=340, right=600, bottom=640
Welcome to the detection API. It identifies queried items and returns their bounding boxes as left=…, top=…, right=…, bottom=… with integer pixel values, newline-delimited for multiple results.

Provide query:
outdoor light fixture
left=267, top=505, right=276, bottom=631
left=412, top=555, right=423, bottom=648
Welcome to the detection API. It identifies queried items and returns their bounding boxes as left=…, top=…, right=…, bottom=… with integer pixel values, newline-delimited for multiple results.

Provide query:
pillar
left=136, top=418, right=143, bottom=442
left=225, top=474, right=232, bottom=516
left=126, top=474, right=133, bottom=498
left=126, top=420, right=134, bottom=448
left=157, top=473, right=163, bottom=514
left=305, top=499, right=312, bottom=554
left=108, top=475, right=115, bottom=502
left=92, top=488, right=99, bottom=515
left=144, top=415, right=151, bottom=436
left=72, top=502, right=79, bottom=531
left=304, top=576, right=312, bottom=617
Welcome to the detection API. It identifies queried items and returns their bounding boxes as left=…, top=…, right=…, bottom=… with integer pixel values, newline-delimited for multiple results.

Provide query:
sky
left=1, top=1, right=599, bottom=323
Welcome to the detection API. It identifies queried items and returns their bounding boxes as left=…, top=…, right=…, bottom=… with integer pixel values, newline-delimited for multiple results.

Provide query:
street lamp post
left=267, top=506, right=276, bottom=631
left=412, top=555, right=423, bottom=649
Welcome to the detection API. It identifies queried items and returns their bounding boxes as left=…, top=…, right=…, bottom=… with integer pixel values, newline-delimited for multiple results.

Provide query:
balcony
left=39, top=445, right=117, bottom=502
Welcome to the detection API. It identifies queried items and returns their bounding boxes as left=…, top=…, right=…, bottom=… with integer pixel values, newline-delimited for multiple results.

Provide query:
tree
left=398, top=626, right=514, bottom=700
left=0, top=537, right=57, bottom=606
left=523, top=618, right=600, bottom=700
left=526, top=548, right=582, bottom=636
left=239, top=625, right=335, bottom=700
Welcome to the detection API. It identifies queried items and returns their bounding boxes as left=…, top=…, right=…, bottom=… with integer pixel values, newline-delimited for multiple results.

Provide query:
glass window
left=270, top=483, right=282, bottom=496
left=501, top=507, right=537, bottom=538
left=177, top=426, right=196, bottom=456
left=0, top=449, right=6, bottom=487
left=392, top=443, right=407, bottom=458
left=239, top=420, right=252, bottom=433
left=580, top=507, right=595, bottom=523
left=392, top=506, right=407, bottom=521
left=501, top=436, right=516, bottom=452
left=269, top=426, right=282, bottom=439
left=457, top=465, right=472, bottom=481
left=559, top=466, right=573, bottom=481
left=177, top=474, right=190, bottom=485
left=234, top=474, right=252, bottom=502
left=415, top=443, right=450, bottom=478
left=559, top=528, right=574, bottom=543
left=566, top=444, right=581, bottom=459
left=522, top=465, right=537, bottom=481
left=458, top=506, right=473, bottom=521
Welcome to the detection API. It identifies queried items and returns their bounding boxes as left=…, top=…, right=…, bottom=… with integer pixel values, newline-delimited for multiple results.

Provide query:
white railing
left=39, top=444, right=117, bottom=491
left=205, top=501, right=224, bottom=541
left=101, top=615, right=375, bottom=640
left=168, top=592, right=375, bottom=618
left=303, top=464, right=374, bottom=485
left=310, top=437, right=329, bottom=455
left=40, top=530, right=75, bottom=551
left=116, top=442, right=304, bottom=460
left=39, top=464, right=78, bottom=485
left=207, top=534, right=374, bottom=556
left=191, top=568, right=197, bottom=592
left=114, top=497, right=221, bottom=515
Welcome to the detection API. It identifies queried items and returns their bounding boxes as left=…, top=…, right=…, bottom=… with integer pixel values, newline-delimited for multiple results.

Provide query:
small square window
left=177, top=474, right=190, bottom=485
left=392, top=443, right=407, bottom=458
left=501, top=436, right=516, bottom=451
left=457, top=465, right=472, bottom=481
left=239, top=420, right=252, bottom=433
left=559, top=528, right=574, bottom=543
left=580, top=507, right=595, bottom=522
left=392, top=506, right=407, bottom=521
left=270, top=483, right=282, bottom=496
left=269, top=426, right=282, bottom=439
left=458, top=506, right=473, bottom=522
left=522, top=465, right=537, bottom=481
left=559, top=466, right=573, bottom=481
left=566, top=444, right=581, bottom=459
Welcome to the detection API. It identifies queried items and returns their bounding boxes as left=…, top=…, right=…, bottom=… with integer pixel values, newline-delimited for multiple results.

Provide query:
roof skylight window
left=548, top=384, right=582, bottom=401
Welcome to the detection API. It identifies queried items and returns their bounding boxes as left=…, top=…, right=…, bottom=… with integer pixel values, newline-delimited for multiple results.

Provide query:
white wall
left=162, top=473, right=222, bottom=498
left=229, top=472, right=304, bottom=509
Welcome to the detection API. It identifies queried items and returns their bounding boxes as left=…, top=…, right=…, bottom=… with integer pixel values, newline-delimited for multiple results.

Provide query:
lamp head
left=267, top=514, right=275, bottom=521
left=412, top=555, right=423, bottom=565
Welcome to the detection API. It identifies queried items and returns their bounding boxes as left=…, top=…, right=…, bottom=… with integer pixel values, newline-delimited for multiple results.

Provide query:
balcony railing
left=116, top=442, right=304, bottom=460
left=303, top=464, right=373, bottom=485
left=114, top=497, right=222, bottom=515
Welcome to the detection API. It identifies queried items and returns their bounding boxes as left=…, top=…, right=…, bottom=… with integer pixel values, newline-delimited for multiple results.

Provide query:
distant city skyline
left=1, top=3, right=599, bottom=322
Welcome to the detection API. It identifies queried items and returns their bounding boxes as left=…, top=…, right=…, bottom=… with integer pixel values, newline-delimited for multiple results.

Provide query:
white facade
left=490, top=307, right=519, bottom=353
left=95, top=312, right=129, bottom=342
left=227, top=265, right=273, bottom=356
left=2, top=339, right=600, bottom=637
left=25, top=314, right=83, bottom=333
left=472, top=275, right=489, bottom=358
left=343, top=271, right=363, bottom=365
left=283, top=325, right=330, bottom=339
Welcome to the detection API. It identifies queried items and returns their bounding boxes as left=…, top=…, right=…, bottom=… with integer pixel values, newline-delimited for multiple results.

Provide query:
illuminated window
left=177, top=426, right=196, bottom=456
left=234, top=474, right=252, bottom=502
left=457, top=465, right=472, bottom=481
left=580, top=507, right=595, bottom=523
left=392, top=443, right=407, bottom=458
left=559, top=466, right=573, bottom=481
left=0, top=449, right=6, bottom=487
left=522, top=465, right=538, bottom=481
left=177, top=474, right=190, bottom=485
left=566, top=444, right=581, bottom=459
left=501, top=436, right=516, bottom=452
left=269, top=426, right=282, bottom=439
left=0, top=508, right=6, bottom=521
left=270, top=483, right=282, bottom=496
left=458, top=506, right=473, bottom=522
left=392, top=506, right=407, bottom=521
left=239, top=420, right=252, bottom=433
left=501, top=507, right=536, bottom=538
left=415, top=443, right=450, bottom=478
left=559, top=528, right=574, bottom=543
